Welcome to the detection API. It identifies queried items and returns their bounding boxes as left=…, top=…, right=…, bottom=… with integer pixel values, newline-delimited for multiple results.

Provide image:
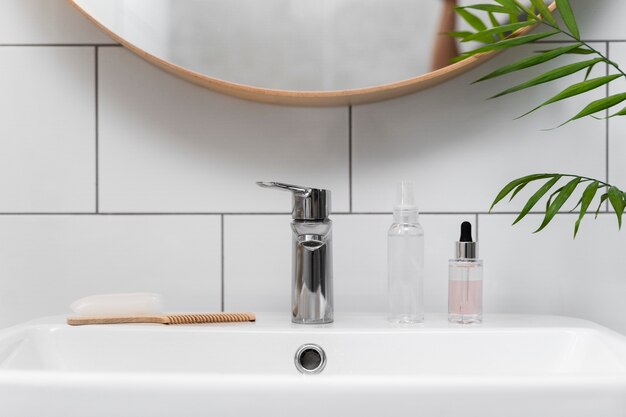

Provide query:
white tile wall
left=0, top=47, right=96, bottom=212
left=480, top=213, right=626, bottom=333
left=0, top=0, right=114, bottom=44
left=98, top=47, right=350, bottom=213
left=609, top=43, right=626, bottom=189
left=568, top=0, right=626, bottom=41
left=0, top=215, right=221, bottom=328
left=223, top=215, right=291, bottom=313
left=224, top=214, right=473, bottom=313
left=0, top=0, right=626, bottom=334
left=352, top=43, right=607, bottom=213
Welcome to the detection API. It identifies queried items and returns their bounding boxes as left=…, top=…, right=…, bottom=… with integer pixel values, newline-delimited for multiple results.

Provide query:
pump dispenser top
left=393, top=181, right=419, bottom=223
left=395, top=181, right=417, bottom=210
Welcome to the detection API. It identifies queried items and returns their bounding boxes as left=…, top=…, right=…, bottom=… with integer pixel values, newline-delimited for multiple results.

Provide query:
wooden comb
left=67, top=312, right=256, bottom=326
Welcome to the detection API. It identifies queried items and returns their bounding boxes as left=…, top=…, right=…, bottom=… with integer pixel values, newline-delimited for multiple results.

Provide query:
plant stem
left=558, top=173, right=610, bottom=188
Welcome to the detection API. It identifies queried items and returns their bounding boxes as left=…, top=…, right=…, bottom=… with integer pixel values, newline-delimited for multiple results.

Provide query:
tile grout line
left=3, top=41, right=626, bottom=47
left=5, top=40, right=625, bottom=47
left=605, top=41, right=610, bottom=212
left=95, top=46, right=99, bottom=214
left=220, top=214, right=225, bottom=312
left=348, top=105, right=353, bottom=213
left=0, top=211, right=610, bottom=216
left=533, top=40, right=626, bottom=44
left=0, top=43, right=121, bottom=47
left=475, top=213, right=479, bottom=243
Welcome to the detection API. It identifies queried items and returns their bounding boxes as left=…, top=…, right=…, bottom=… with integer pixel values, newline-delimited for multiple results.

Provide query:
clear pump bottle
left=387, top=181, right=424, bottom=324
left=448, top=222, right=483, bottom=324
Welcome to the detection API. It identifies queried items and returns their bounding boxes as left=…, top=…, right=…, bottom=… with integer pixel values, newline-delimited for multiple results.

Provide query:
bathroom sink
left=0, top=314, right=625, bottom=417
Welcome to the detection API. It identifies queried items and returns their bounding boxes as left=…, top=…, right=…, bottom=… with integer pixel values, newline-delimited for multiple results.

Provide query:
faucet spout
left=292, top=226, right=333, bottom=324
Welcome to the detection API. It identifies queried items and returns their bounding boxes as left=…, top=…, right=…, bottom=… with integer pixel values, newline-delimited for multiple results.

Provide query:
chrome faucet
left=257, top=182, right=333, bottom=324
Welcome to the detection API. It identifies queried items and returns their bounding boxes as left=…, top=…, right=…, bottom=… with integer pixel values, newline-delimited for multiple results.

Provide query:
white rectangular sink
left=0, top=314, right=625, bottom=417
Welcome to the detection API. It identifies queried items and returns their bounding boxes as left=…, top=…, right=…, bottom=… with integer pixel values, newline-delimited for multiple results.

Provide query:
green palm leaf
left=494, top=0, right=520, bottom=13
left=465, top=31, right=558, bottom=57
left=517, top=74, right=621, bottom=118
left=530, top=0, right=558, bottom=26
left=491, top=58, right=603, bottom=98
left=563, top=93, right=626, bottom=125
left=535, top=47, right=593, bottom=55
left=545, top=185, right=566, bottom=211
left=583, top=63, right=597, bottom=81
left=574, top=181, right=599, bottom=237
left=607, top=106, right=626, bottom=118
left=595, top=193, right=609, bottom=218
left=464, top=21, right=536, bottom=42
left=608, top=186, right=625, bottom=229
left=475, top=43, right=583, bottom=83
left=535, top=177, right=581, bottom=232
left=456, top=8, right=487, bottom=31
left=449, top=31, right=474, bottom=40
left=490, top=174, right=557, bottom=211
left=488, top=12, right=500, bottom=36
left=555, top=0, right=580, bottom=38
left=513, top=176, right=561, bottom=225
left=509, top=181, right=530, bottom=201
left=512, top=0, right=535, bottom=17
left=457, top=1, right=626, bottom=236
left=461, top=4, right=512, bottom=14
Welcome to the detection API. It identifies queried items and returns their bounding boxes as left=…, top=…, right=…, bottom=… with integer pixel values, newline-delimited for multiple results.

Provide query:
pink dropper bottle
left=448, top=222, right=483, bottom=324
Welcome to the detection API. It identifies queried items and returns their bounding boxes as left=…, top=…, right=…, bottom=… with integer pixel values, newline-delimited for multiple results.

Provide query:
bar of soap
left=70, top=293, right=164, bottom=316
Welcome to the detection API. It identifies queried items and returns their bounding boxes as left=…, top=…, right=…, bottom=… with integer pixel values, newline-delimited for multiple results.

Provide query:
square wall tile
left=98, top=47, right=349, bottom=213
left=333, top=214, right=475, bottom=314
left=224, top=215, right=292, bottom=313
left=0, top=215, right=221, bottom=328
left=0, top=0, right=114, bottom=44
left=568, top=0, right=626, bottom=41
left=0, top=47, right=95, bottom=212
left=608, top=42, right=626, bottom=190
left=224, top=213, right=472, bottom=314
left=352, top=43, right=607, bottom=213
left=479, top=213, right=626, bottom=333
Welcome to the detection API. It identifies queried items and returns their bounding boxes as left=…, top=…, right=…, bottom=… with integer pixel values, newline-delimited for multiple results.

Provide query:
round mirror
left=70, top=0, right=552, bottom=105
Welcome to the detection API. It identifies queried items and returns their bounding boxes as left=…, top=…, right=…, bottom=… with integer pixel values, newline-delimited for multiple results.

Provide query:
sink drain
left=294, top=344, right=326, bottom=374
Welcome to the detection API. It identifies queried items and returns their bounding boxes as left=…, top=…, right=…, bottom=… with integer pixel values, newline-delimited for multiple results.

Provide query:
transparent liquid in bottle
left=388, top=222, right=424, bottom=323
left=448, top=259, right=483, bottom=324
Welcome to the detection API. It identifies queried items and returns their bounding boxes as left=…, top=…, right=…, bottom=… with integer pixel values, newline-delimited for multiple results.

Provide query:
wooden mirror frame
left=69, top=1, right=556, bottom=106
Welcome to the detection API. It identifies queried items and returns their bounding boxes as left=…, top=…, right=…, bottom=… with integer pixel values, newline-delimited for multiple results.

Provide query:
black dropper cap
left=456, top=221, right=477, bottom=259
left=460, top=221, right=473, bottom=242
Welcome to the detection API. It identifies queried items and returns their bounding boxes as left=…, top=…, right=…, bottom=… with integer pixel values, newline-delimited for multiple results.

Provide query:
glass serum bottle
left=448, top=222, right=483, bottom=324
left=388, top=181, right=424, bottom=324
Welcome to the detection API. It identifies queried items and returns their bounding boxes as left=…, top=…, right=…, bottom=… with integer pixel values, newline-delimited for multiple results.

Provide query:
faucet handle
left=257, top=181, right=331, bottom=221
left=256, top=181, right=311, bottom=195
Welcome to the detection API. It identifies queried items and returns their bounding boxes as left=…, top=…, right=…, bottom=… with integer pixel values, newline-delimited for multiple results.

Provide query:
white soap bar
left=70, top=293, right=164, bottom=316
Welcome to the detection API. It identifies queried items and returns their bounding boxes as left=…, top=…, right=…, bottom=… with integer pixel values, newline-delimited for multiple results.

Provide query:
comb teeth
left=165, top=313, right=255, bottom=324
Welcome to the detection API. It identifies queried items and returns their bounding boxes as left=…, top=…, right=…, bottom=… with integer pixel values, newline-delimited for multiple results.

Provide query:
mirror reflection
left=74, top=0, right=550, bottom=96
left=76, top=0, right=490, bottom=91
